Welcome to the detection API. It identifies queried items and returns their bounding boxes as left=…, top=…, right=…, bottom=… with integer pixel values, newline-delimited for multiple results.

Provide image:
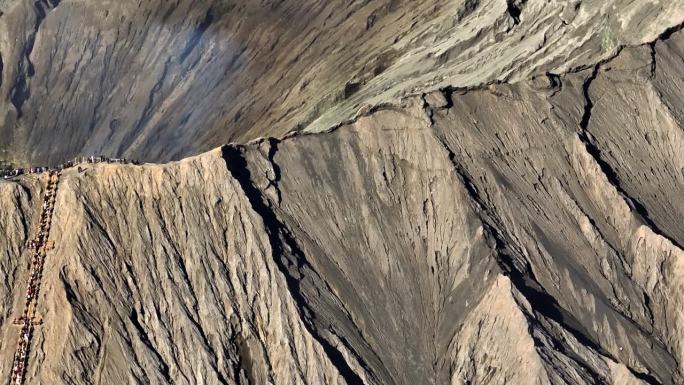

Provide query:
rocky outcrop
left=0, top=0, right=683, bottom=165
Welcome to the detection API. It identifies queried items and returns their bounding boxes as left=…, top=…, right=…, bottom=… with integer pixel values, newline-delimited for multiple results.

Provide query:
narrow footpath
left=8, top=171, right=59, bottom=385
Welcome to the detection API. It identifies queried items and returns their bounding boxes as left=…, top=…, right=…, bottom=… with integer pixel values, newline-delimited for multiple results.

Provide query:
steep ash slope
left=0, top=110, right=655, bottom=385
left=1, top=28, right=684, bottom=385
left=0, top=0, right=682, bottom=164
left=229, top=98, right=667, bottom=384
left=0, top=153, right=356, bottom=385
left=0, top=178, right=39, bottom=353
left=429, top=31, right=684, bottom=383
left=225, top=104, right=501, bottom=385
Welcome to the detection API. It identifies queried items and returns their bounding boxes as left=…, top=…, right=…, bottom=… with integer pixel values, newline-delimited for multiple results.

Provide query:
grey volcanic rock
left=1, top=2, right=684, bottom=385
left=1, top=26, right=684, bottom=385
left=0, top=0, right=683, bottom=164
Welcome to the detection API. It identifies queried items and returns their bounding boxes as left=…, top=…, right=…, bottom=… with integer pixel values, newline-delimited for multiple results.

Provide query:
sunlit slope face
left=0, top=0, right=682, bottom=165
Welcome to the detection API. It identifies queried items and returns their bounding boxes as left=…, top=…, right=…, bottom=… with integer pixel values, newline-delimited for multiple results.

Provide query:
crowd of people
left=10, top=172, right=59, bottom=384
left=0, top=156, right=140, bottom=179
left=10, top=171, right=59, bottom=385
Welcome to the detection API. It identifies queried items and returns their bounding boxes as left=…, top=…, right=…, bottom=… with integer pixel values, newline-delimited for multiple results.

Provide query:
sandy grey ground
left=0, top=1, right=684, bottom=385
left=0, top=24, right=683, bottom=385
left=0, top=0, right=682, bottom=164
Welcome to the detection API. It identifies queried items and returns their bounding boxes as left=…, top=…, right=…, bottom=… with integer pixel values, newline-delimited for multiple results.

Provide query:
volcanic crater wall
left=0, top=26, right=684, bottom=385
left=0, top=0, right=682, bottom=165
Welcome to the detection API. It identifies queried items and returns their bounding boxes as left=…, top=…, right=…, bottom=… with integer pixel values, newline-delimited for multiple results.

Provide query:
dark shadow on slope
left=433, top=134, right=670, bottom=385
left=129, top=309, right=173, bottom=383
left=221, top=144, right=367, bottom=385
left=505, top=0, right=524, bottom=25
left=10, top=0, right=61, bottom=119
left=489, top=229, right=665, bottom=385
left=579, top=65, right=684, bottom=253
left=454, top=160, right=610, bottom=357
left=179, top=9, right=214, bottom=63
